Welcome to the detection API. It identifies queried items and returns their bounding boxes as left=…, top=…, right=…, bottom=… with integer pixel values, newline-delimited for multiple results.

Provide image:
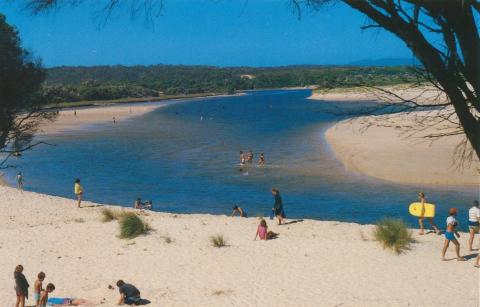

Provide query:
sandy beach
left=0, top=185, right=479, bottom=307
left=38, top=102, right=166, bottom=135
left=311, top=86, right=479, bottom=186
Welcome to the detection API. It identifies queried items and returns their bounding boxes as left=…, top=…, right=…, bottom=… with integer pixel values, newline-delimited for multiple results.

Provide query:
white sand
left=38, top=102, right=165, bottom=135
left=0, top=186, right=479, bottom=306
left=311, top=86, right=479, bottom=186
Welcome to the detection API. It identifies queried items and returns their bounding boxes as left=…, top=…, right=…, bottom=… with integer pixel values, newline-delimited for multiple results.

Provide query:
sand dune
left=0, top=186, right=478, bottom=306
left=311, top=86, right=479, bottom=186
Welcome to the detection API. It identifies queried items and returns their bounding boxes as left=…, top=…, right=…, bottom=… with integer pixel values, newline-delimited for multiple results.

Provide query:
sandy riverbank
left=311, top=86, right=479, bottom=186
left=38, top=102, right=166, bottom=135
left=0, top=186, right=478, bottom=306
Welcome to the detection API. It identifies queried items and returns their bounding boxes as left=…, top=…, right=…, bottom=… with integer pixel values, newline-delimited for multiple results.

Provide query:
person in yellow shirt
left=74, top=178, right=83, bottom=208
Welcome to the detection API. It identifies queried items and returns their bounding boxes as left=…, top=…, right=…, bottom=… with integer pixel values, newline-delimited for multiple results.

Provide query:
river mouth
left=5, top=89, right=476, bottom=227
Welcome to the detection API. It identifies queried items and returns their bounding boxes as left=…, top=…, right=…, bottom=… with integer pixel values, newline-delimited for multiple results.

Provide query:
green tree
left=0, top=14, right=55, bottom=168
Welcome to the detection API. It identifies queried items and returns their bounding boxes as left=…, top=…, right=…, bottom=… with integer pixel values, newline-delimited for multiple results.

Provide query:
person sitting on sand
left=117, top=280, right=141, bottom=306
left=231, top=205, right=247, bottom=217
left=143, top=200, right=153, bottom=210
left=74, top=179, right=83, bottom=208
left=468, top=200, right=480, bottom=251
left=38, top=283, right=55, bottom=307
left=254, top=219, right=278, bottom=240
left=34, top=272, right=46, bottom=306
left=134, top=198, right=143, bottom=209
left=441, top=208, right=466, bottom=261
left=258, top=153, right=265, bottom=165
left=417, top=192, right=440, bottom=235
left=14, top=265, right=29, bottom=307
left=272, top=188, right=286, bottom=225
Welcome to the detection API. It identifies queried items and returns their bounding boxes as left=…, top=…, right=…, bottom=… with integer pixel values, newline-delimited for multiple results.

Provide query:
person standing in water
left=113, top=116, right=116, bottom=124
left=441, top=208, right=466, bottom=261
left=239, top=151, right=245, bottom=165
left=258, top=153, right=265, bottom=165
left=74, top=178, right=83, bottom=208
left=417, top=192, right=440, bottom=235
left=468, top=200, right=480, bottom=251
left=271, top=188, right=285, bottom=225
left=16, top=172, right=24, bottom=190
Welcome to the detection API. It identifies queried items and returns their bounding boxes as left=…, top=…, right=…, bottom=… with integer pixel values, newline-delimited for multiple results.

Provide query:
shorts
left=468, top=221, right=479, bottom=232
left=445, top=231, right=456, bottom=241
left=125, top=296, right=141, bottom=305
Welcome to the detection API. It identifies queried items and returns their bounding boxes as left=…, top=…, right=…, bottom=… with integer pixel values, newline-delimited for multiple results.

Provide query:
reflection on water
left=7, top=90, right=477, bottom=227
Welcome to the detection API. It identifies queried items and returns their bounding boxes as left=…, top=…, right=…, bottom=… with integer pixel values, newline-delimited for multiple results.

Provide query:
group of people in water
left=239, top=150, right=265, bottom=166
left=13, top=264, right=147, bottom=307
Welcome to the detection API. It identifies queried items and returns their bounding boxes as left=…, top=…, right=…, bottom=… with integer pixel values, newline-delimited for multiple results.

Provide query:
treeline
left=43, top=65, right=419, bottom=104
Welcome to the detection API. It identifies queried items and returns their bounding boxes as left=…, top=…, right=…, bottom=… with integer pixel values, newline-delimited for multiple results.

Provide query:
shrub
left=210, top=234, right=227, bottom=248
left=119, top=212, right=150, bottom=239
left=101, top=208, right=117, bottom=222
left=373, top=218, right=413, bottom=254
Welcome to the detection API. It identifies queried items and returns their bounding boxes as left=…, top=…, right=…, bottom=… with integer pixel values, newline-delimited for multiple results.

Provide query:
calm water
left=6, top=90, right=477, bottom=227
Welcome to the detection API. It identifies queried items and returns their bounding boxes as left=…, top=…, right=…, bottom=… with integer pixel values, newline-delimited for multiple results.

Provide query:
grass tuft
left=210, top=234, right=227, bottom=248
left=373, top=218, right=413, bottom=254
left=101, top=208, right=117, bottom=222
left=119, top=212, right=151, bottom=239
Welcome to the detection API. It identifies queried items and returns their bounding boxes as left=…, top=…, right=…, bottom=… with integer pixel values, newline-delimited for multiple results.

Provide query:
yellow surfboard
left=409, top=202, right=435, bottom=218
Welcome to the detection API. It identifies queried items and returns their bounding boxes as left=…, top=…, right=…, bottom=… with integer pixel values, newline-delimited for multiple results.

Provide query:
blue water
left=5, top=90, right=477, bottom=227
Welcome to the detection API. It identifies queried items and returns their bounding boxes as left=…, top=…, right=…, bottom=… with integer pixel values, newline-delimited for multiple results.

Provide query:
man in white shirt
left=468, top=200, right=480, bottom=251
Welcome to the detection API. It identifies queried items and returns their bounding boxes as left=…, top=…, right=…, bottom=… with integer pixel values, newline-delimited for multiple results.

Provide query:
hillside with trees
left=43, top=65, right=418, bottom=105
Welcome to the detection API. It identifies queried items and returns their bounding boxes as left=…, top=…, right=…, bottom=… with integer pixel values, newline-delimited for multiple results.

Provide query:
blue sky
left=1, top=0, right=413, bottom=67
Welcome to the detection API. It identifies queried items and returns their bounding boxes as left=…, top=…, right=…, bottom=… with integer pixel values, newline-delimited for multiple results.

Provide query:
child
left=34, top=272, right=46, bottom=306
left=441, top=208, right=466, bottom=261
left=254, top=219, right=278, bottom=240
left=231, top=205, right=247, bottom=217
left=38, top=283, right=55, bottom=307
left=14, top=265, right=29, bottom=307
left=74, top=178, right=83, bottom=208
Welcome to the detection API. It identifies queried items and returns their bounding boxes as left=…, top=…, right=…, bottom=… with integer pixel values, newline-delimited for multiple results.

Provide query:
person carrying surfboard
left=417, top=192, right=440, bottom=235
left=441, top=208, right=466, bottom=261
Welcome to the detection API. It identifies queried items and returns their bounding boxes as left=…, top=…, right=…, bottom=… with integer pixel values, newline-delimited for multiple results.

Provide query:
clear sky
left=1, top=0, right=413, bottom=67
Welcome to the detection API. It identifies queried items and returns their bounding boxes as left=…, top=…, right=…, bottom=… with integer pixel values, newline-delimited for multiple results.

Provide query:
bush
left=373, top=219, right=413, bottom=254
left=210, top=234, right=227, bottom=248
left=119, top=213, right=150, bottom=239
left=101, top=208, right=117, bottom=222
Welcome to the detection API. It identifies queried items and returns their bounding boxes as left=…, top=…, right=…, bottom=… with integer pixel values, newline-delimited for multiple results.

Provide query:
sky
left=1, top=0, right=414, bottom=67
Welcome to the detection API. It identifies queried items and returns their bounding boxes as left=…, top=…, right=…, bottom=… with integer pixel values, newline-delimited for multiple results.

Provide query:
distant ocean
left=6, top=90, right=477, bottom=228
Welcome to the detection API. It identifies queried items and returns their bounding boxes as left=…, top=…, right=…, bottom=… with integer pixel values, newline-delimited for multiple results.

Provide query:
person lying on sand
left=117, top=280, right=142, bottom=306
left=417, top=192, right=440, bottom=235
left=47, top=297, right=94, bottom=306
left=38, top=283, right=55, bottom=307
left=231, top=205, right=247, bottom=217
left=441, top=208, right=466, bottom=261
left=254, top=219, right=278, bottom=240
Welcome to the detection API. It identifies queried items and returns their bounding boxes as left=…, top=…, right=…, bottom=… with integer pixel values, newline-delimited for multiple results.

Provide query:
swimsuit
left=445, top=231, right=455, bottom=241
